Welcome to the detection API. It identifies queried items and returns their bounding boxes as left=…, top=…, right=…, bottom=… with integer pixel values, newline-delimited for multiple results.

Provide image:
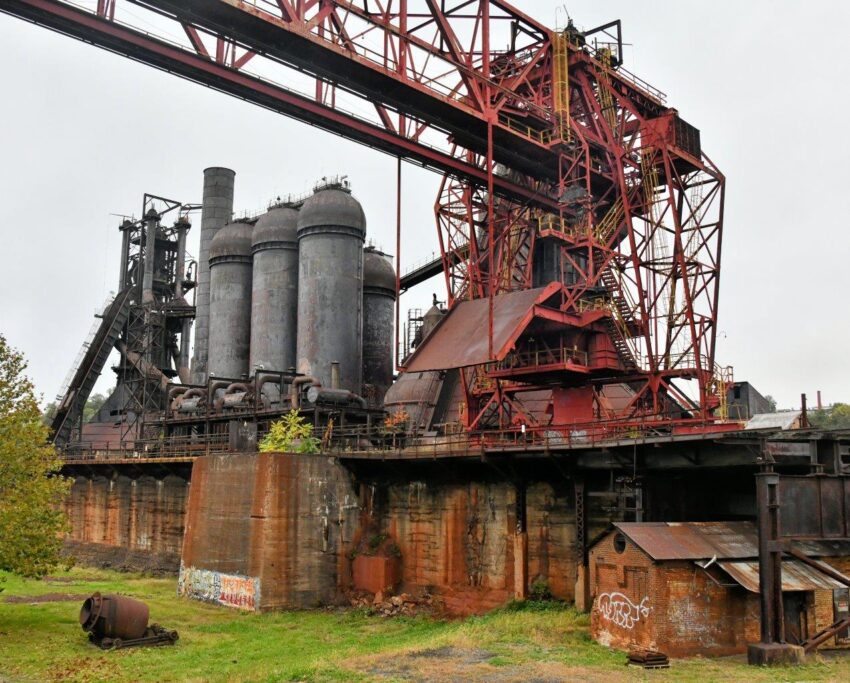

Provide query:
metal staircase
left=592, top=250, right=639, bottom=371
left=50, top=287, right=133, bottom=446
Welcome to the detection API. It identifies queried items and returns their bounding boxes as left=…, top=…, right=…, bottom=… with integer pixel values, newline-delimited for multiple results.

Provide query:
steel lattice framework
left=2, top=0, right=729, bottom=432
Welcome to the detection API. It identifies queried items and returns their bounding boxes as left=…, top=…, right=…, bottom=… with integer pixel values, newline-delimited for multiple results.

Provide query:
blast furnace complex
left=5, top=0, right=850, bottom=665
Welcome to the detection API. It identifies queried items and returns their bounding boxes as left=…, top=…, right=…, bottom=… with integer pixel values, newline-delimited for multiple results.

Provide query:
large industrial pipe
left=141, top=208, right=158, bottom=305
left=290, top=375, right=320, bottom=409
left=255, top=371, right=288, bottom=408
left=191, top=167, right=235, bottom=385
left=167, top=385, right=189, bottom=403
left=218, top=382, right=251, bottom=410
left=118, top=218, right=132, bottom=290
left=208, top=380, right=230, bottom=405
left=176, top=387, right=205, bottom=414
left=305, top=386, right=367, bottom=408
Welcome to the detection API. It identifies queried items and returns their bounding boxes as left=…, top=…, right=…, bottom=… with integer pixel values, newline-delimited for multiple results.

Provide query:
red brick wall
left=651, top=562, right=751, bottom=656
left=589, top=532, right=759, bottom=657
left=589, top=532, right=655, bottom=652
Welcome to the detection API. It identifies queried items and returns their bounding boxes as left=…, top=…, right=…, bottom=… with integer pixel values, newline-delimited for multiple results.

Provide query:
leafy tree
left=763, top=395, right=777, bottom=413
left=808, top=403, right=850, bottom=430
left=259, top=410, right=319, bottom=454
left=83, top=392, right=109, bottom=422
left=0, top=334, right=71, bottom=578
left=41, top=400, right=57, bottom=425
left=42, top=391, right=110, bottom=426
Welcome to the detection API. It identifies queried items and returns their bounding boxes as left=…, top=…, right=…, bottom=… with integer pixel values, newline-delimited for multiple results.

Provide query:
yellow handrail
left=553, top=30, right=571, bottom=141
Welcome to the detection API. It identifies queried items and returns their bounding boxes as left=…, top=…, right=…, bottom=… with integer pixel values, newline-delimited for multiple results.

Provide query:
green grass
left=0, top=569, right=848, bottom=682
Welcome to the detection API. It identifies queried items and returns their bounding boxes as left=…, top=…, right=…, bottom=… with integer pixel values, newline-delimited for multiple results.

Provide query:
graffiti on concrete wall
left=178, top=564, right=260, bottom=611
left=597, top=592, right=651, bottom=630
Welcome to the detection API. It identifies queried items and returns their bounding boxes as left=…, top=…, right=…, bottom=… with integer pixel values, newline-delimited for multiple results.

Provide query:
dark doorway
left=782, top=592, right=808, bottom=645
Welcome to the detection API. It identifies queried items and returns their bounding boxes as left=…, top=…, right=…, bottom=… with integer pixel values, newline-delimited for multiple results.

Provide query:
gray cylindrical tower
left=362, top=246, right=396, bottom=405
left=296, top=183, right=366, bottom=392
left=207, top=219, right=253, bottom=380
left=191, top=167, right=235, bottom=384
left=250, top=206, right=299, bottom=375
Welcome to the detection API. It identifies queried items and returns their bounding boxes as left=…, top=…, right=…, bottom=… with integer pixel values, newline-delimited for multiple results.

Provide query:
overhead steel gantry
left=4, top=0, right=556, bottom=207
left=3, top=0, right=728, bottom=433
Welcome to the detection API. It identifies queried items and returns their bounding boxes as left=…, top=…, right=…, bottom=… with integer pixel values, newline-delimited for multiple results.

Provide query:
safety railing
left=536, top=213, right=588, bottom=240
left=59, top=410, right=743, bottom=463
left=60, top=432, right=232, bottom=461
left=315, top=414, right=743, bottom=458
left=486, top=346, right=589, bottom=372
left=497, top=113, right=555, bottom=145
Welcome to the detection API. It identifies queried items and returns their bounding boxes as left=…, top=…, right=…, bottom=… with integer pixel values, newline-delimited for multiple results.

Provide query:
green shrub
left=529, top=577, right=553, bottom=601
left=259, top=410, right=320, bottom=453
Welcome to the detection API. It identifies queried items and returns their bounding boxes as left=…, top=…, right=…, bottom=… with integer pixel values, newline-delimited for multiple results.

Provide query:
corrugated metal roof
left=612, top=521, right=759, bottom=560
left=745, top=411, right=802, bottom=430
left=609, top=522, right=850, bottom=565
left=718, top=559, right=849, bottom=593
left=404, top=284, right=560, bottom=372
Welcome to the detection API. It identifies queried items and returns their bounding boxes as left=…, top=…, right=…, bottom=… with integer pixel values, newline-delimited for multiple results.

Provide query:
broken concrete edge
left=746, top=642, right=806, bottom=666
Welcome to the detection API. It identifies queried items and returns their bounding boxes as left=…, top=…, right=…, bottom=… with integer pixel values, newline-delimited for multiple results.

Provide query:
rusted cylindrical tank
left=250, top=206, right=299, bottom=379
left=208, top=219, right=253, bottom=379
left=362, top=247, right=396, bottom=406
left=296, top=183, right=365, bottom=392
left=79, top=592, right=149, bottom=641
left=191, top=167, right=235, bottom=384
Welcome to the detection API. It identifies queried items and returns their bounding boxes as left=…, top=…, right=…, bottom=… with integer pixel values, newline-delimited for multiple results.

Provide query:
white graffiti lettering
left=596, top=592, right=651, bottom=630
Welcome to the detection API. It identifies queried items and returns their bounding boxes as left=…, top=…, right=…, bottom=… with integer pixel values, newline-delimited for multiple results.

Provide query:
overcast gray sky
left=0, top=1, right=848, bottom=410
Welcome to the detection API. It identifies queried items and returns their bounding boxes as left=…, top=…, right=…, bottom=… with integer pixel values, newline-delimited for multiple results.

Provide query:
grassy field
left=0, top=568, right=848, bottom=682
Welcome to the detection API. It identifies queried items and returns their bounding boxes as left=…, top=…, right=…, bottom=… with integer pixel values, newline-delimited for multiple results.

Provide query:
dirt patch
left=49, top=656, right=122, bottom=682
left=4, top=593, right=89, bottom=604
left=410, top=646, right=495, bottom=663
left=356, top=647, right=633, bottom=682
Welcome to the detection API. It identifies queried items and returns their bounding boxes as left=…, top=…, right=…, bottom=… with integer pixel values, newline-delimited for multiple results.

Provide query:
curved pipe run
left=290, top=376, right=320, bottom=409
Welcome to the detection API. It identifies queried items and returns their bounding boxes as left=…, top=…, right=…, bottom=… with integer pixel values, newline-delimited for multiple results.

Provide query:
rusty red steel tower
left=3, top=1, right=730, bottom=435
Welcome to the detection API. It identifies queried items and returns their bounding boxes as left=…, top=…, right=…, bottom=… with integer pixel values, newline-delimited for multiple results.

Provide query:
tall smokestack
left=817, top=390, right=822, bottom=409
left=190, top=167, right=235, bottom=384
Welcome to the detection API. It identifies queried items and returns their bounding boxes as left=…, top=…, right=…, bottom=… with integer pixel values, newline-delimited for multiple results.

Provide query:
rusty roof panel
left=404, top=285, right=558, bottom=372
left=718, top=559, right=849, bottom=593
left=613, top=521, right=758, bottom=560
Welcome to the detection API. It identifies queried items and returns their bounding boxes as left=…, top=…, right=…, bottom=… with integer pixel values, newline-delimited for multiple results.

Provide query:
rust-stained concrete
left=179, top=454, right=614, bottom=614
left=63, top=473, right=189, bottom=573
left=181, top=453, right=360, bottom=610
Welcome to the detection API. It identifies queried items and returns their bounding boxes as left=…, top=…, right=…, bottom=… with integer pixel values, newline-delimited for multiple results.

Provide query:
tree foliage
left=259, top=410, right=319, bottom=454
left=42, top=391, right=110, bottom=426
left=808, top=403, right=850, bottom=430
left=0, top=334, right=71, bottom=578
left=763, top=395, right=777, bottom=413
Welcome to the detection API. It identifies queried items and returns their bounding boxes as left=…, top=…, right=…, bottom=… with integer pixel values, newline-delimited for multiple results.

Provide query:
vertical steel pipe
left=191, top=167, right=235, bottom=384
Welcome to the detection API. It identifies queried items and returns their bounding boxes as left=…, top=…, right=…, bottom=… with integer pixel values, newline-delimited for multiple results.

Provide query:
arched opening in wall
left=613, top=533, right=627, bottom=554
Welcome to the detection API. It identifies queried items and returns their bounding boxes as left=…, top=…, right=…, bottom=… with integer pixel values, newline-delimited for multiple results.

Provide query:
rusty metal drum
left=79, top=592, right=150, bottom=641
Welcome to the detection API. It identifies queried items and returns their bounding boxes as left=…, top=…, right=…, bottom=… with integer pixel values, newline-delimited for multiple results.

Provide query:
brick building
left=589, top=522, right=850, bottom=657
